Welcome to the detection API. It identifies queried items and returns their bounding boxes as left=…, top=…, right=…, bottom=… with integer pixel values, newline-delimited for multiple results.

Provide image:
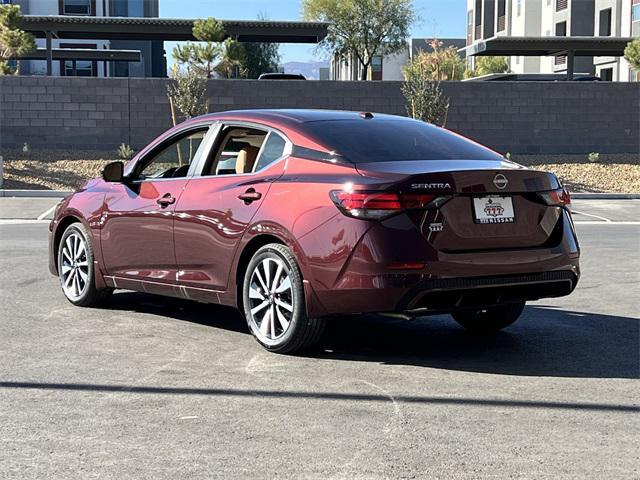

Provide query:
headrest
left=235, top=146, right=260, bottom=174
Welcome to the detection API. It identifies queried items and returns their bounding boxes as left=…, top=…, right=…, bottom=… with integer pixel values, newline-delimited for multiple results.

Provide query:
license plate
left=473, top=196, right=515, bottom=224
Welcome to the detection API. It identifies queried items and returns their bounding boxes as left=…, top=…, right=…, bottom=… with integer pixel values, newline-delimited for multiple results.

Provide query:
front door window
left=136, top=129, right=208, bottom=181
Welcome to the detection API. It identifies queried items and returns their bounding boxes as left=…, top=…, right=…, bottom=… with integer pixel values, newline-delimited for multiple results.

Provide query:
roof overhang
left=19, top=15, right=329, bottom=44
left=460, top=36, right=634, bottom=57
left=17, top=48, right=141, bottom=62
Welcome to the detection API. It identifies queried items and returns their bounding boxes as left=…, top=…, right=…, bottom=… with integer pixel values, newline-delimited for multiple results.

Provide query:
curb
left=0, top=190, right=71, bottom=198
left=571, top=193, right=640, bottom=199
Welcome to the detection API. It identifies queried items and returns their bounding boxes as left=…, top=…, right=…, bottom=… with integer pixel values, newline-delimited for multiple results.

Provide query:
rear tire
left=451, top=300, right=525, bottom=333
left=242, top=243, right=325, bottom=354
left=57, top=223, right=113, bottom=307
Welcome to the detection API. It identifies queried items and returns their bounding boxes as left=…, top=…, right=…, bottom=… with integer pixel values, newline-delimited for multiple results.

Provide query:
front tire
left=451, top=300, right=525, bottom=333
left=57, top=223, right=112, bottom=307
left=242, top=243, right=325, bottom=354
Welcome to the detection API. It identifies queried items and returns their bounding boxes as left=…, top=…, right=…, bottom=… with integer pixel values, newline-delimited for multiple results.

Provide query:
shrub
left=117, top=143, right=135, bottom=160
left=587, top=152, right=600, bottom=163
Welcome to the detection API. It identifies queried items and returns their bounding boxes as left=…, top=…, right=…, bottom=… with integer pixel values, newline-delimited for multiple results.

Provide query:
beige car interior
left=208, top=127, right=267, bottom=175
left=235, top=146, right=260, bottom=174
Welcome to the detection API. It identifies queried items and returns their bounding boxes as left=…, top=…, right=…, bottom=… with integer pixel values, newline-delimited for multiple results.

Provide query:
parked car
left=258, top=73, right=306, bottom=80
left=49, top=110, right=580, bottom=353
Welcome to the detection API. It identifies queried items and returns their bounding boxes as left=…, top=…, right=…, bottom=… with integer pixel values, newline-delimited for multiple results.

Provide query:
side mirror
left=102, top=161, right=124, bottom=183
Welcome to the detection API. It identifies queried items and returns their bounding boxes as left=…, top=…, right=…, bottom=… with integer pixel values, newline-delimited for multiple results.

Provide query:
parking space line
left=0, top=219, right=50, bottom=225
left=571, top=210, right=612, bottom=223
left=36, top=204, right=59, bottom=221
left=574, top=221, right=640, bottom=225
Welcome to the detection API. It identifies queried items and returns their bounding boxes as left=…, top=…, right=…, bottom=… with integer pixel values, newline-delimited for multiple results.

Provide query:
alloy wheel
left=247, top=257, right=294, bottom=343
left=60, top=232, right=90, bottom=301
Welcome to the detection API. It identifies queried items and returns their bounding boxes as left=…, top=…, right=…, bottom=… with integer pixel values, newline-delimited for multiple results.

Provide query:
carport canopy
left=460, top=36, right=635, bottom=80
left=18, top=15, right=330, bottom=75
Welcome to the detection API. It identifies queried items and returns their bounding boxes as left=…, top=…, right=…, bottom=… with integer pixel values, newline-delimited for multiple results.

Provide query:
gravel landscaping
left=1, top=149, right=639, bottom=193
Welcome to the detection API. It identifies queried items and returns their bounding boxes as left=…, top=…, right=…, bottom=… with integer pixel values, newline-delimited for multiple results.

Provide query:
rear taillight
left=330, top=190, right=437, bottom=219
left=538, top=187, right=571, bottom=209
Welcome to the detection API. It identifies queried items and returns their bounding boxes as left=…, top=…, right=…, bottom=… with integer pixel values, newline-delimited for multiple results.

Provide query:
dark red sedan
left=49, top=110, right=580, bottom=353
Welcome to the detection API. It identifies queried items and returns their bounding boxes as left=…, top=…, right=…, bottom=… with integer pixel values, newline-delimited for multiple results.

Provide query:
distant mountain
left=281, top=60, right=329, bottom=80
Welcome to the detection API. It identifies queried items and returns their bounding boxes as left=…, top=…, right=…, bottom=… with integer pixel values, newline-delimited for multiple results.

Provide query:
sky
left=160, top=0, right=467, bottom=65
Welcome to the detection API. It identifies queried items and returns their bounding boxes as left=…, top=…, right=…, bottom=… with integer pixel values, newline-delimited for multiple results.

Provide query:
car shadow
left=317, top=306, right=639, bottom=379
left=105, top=292, right=639, bottom=380
left=107, top=291, right=248, bottom=334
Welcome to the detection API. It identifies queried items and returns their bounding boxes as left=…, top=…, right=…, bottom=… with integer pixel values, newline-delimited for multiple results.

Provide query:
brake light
left=539, top=187, right=571, bottom=208
left=330, top=190, right=436, bottom=219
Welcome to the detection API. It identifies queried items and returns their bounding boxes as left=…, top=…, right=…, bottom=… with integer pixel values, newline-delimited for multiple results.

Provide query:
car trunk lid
left=355, top=160, right=563, bottom=251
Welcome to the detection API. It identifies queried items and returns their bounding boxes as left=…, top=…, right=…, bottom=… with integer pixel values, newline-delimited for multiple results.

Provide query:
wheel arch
left=52, top=214, right=108, bottom=290
left=235, top=234, right=286, bottom=309
left=53, top=215, right=84, bottom=271
left=233, top=231, right=327, bottom=318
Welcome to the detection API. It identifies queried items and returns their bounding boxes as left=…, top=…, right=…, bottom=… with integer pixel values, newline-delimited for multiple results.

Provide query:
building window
left=371, top=55, right=382, bottom=81
left=600, top=68, right=613, bottom=81
left=517, top=0, right=521, bottom=16
left=633, top=4, right=640, bottom=22
left=556, top=21, right=567, bottom=36
left=59, top=43, right=97, bottom=77
left=599, top=8, right=612, bottom=36
left=497, top=0, right=506, bottom=31
left=556, top=0, right=568, bottom=12
left=59, top=0, right=94, bottom=15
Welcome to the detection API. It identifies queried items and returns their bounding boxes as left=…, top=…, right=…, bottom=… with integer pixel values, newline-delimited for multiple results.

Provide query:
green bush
left=117, top=143, right=135, bottom=160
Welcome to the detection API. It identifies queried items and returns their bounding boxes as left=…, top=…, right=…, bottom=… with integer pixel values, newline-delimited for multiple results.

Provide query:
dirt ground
left=1, top=149, right=639, bottom=193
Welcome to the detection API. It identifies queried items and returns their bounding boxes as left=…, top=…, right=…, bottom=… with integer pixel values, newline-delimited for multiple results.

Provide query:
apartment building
left=466, top=0, right=639, bottom=80
left=330, top=38, right=466, bottom=81
left=8, top=0, right=165, bottom=77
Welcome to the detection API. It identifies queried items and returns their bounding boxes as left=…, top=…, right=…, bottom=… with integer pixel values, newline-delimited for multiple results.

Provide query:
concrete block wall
left=1, top=76, right=638, bottom=155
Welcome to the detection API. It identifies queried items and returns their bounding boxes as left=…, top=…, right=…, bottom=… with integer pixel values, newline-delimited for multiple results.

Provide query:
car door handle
left=157, top=193, right=176, bottom=208
left=238, top=188, right=262, bottom=204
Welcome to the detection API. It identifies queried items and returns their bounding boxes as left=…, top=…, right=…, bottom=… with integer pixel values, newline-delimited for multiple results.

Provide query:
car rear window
left=303, top=119, right=502, bottom=163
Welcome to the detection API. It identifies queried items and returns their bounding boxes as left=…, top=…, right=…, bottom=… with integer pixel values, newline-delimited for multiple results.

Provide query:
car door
left=101, top=125, right=213, bottom=285
left=173, top=123, right=291, bottom=291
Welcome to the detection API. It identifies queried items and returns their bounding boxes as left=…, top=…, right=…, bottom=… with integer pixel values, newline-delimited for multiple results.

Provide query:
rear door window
left=254, top=132, right=287, bottom=172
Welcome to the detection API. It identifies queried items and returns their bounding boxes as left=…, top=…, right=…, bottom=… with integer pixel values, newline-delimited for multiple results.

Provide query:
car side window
left=253, top=132, right=287, bottom=172
left=203, top=126, right=268, bottom=176
left=137, top=129, right=208, bottom=181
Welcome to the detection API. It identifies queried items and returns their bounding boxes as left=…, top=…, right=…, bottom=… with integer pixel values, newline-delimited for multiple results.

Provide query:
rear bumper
left=307, top=209, right=580, bottom=316
left=396, top=270, right=578, bottom=313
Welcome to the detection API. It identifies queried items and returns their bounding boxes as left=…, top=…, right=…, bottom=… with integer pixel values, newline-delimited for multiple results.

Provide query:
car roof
left=193, top=109, right=406, bottom=127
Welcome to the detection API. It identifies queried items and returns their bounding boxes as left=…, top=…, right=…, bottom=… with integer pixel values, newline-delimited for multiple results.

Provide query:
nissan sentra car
left=49, top=110, right=580, bottom=353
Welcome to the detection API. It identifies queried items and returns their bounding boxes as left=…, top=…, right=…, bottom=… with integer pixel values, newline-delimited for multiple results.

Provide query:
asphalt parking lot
left=0, top=197, right=638, bottom=479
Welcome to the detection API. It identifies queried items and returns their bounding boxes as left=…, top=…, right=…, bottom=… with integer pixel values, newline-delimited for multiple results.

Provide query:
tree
left=408, top=40, right=466, bottom=81
left=469, top=56, right=509, bottom=77
left=215, top=39, right=246, bottom=79
left=624, top=38, right=640, bottom=78
left=241, top=42, right=280, bottom=78
left=173, top=17, right=225, bottom=79
left=402, top=53, right=450, bottom=126
left=166, top=64, right=208, bottom=123
left=303, top=0, right=417, bottom=81
left=167, top=17, right=226, bottom=123
left=0, top=5, right=36, bottom=75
